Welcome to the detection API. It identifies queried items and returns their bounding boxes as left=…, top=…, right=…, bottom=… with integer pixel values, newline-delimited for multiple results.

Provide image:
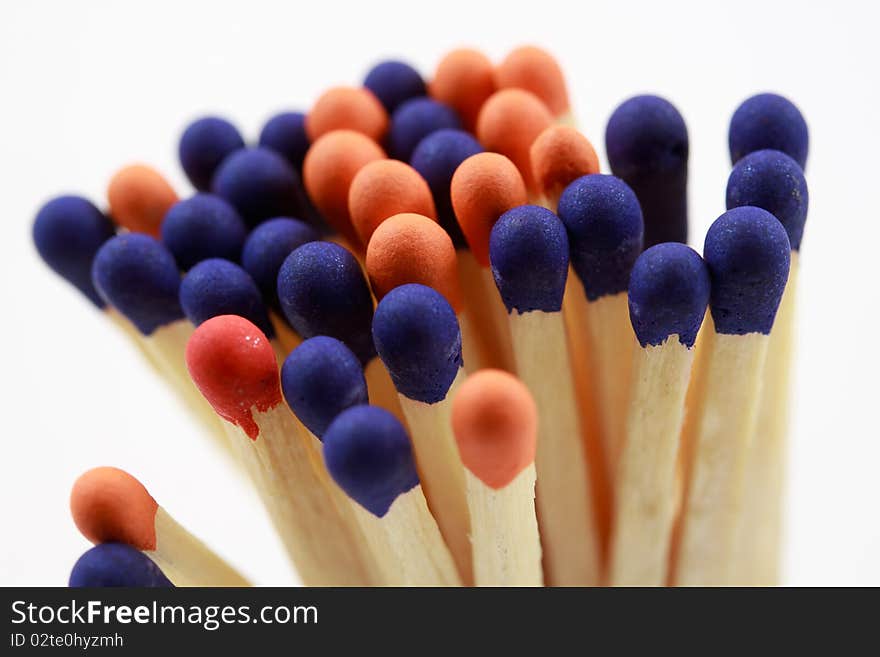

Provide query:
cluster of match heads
left=34, top=46, right=810, bottom=588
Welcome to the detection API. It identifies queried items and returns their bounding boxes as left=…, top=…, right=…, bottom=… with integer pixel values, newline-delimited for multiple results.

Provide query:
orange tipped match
left=495, top=45, right=571, bottom=118
left=303, top=130, right=386, bottom=245
left=450, top=152, right=527, bottom=266
left=107, top=164, right=178, bottom=237
left=366, top=212, right=460, bottom=309
left=305, top=86, right=389, bottom=143
left=70, top=467, right=159, bottom=550
left=452, top=370, right=537, bottom=489
left=476, top=89, right=554, bottom=194
left=349, top=159, right=437, bottom=246
left=530, top=125, right=600, bottom=208
left=429, top=48, right=496, bottom=132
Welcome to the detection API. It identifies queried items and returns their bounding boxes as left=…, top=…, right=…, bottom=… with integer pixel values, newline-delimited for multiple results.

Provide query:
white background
left=1, top=0, right=877, bottom=586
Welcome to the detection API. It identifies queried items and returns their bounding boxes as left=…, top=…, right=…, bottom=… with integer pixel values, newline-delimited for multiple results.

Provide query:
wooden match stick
left=673, top=206, right=791, bottom=586
left=71, top=467, right=249, bottom=587
left=452, top=370, right=542, bottom=586
left=489, top=204, right=600, bottom=586
left=609, top=244, right=710, bottom=586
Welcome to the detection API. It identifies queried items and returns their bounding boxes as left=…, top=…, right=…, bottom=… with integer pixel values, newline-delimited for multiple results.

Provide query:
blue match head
left=281, top=336, right=368, bottom=439
left=92, top=233, right=183, bottom=335
left=70, top=543, right=173, bottom=587
left=373, top=283, right=462, bottom=404
left=628, top=243, right=710, bottom=348
left=178, top=116, right=245, bottom=192
left=726, top=149, right=808, bottom=251
left=33, top=195, right=116, bottom=308
left=258, top=111, right=310, bottom=171
left=211, top=147, right=307, bottom=226
left=277, top=241, right=376, bottom=365
left=605, top=94, right=688, bottom=247
left=557, top=174, right=645, bottom=301
left=729, top=93, right=808, bottom=169
left=363, top=59, right=427, bottom=113
left=410, top=128, right=483, bottom=248
left=490, top=205, right=570, bottom=314
left=180, top=258, right=275, bottom=337
left=160, top=193, right=248, bottom=270
left=388, top=97, right=461, bottom=161
left=704, top=206, right=791, bottom=335
left=241, top=217, right=319, bottom=309
left=322, top=405, right=419, bottom=517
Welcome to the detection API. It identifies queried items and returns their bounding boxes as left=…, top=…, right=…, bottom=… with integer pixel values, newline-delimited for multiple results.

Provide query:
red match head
left=429, top=48, right=496, bottom=132
left=530, top=125, right=600, bottom=209
left=305, top=86, right=389, bottom=143
left=494, top=45, right=571, bottom=118
left=107, top=164, right=178, bottom=237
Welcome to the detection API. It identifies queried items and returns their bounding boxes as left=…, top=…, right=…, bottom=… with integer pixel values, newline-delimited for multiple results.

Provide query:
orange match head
left=450, top=152, right=527, bottom=266
left=107, top=164, right=178, bottom=237
left=305, top=86, right=389, bottom=143
left=366, top=212, right=460, bottom=309
left=429, top=48, right=496, bottom=132
left=451, top=369, right=537, bottom=489
left=476, top=89, right=554, bottom=194
left=494, top=45, right=571, bottom=118
left=302, top=130, right=386, bottom=244
left=348, top=159, right=437, bottom=246
left=70, top=467, right=159, bottom=550
left=530, top=125, right=600, bottom=209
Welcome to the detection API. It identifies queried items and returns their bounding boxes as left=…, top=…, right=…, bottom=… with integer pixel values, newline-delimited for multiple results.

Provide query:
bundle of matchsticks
left=36, top=46, right=809, bottom=588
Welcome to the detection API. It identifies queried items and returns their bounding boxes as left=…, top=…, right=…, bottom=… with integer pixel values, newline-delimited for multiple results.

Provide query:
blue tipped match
left=92, top=234, right=183, bottom=335
left=281, top=337, right=368, bottom=439
left=373, top=284, right=462, bottom=404
left=211, top=147, right=308, bottom=227
left=277, top=242, right=376, bottom=365
left=323, top=405, right=420, bottom=517
left=605, top=95, right=688, bottom=247
left=489, top=205, right=570, bottom=314
left=557, top=174, right=645, bottom=301
left=180, top=258, right=275, bottom=337
left=70, top=543, right=174, bottom=588
left=729, top=93, right=808, bottom=169
left=160, top=193, right=248, bottom=270
left=628, top=243, right=710, bottom=348
left=388, top=98, right=461, bottom=162
left=33, top=195, right=116, bottom=308
left=704, top=206, right=791, bottom=335
left=363, top=60, right=427, bottom=114
left=178, top=116, right=245, bottom=192
left=241, top=217, right=319, bottom=309
left=410, top=128, right=483, bottom=248
left=726, top=149, right=808, bottom=251
left=259, top=111, right=310, bottom=171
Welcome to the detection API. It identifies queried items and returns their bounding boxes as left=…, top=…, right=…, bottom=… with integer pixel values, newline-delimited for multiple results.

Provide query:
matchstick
left=530, top=125, right=600, bottom=210
left=451, top=152, right=528, bottom=372
left=609, top=243, right=710, bottom=586
left=107, top=164, right=178, bottom=237
left=160, top=193, right=247, bottom=270
left=177, top=115, right=245, bottom=192
left=365, top=212, right=482, bottom=373
left=276, top=240, right=404, bottom=423
left=372, top=283, right=473, bottom=584
left=674, top=206, right=791, bottom=586
left=305, top=86, right=389, bottom=144
left=729, top=93, right=808, bottom=169
left=348, top=159, right=437, bottom=246
left=452, top=370, right=542, bottom=586
left=70, top=543, right=174, bottom=588
left=494, top=45, right=574, bottom=126
left=323, top=405, right=462, bottom=586
left=475, top=88, right=554, bottom=201
left=387, top=98, right=461, bottom=162
left=605, top=95, right=689, bottom=247
left=489, top=204, right=600, bottom=586
left=240, top=217, right=320, bottom=353
left=726, top=147, right=809, bottom=585
left=429, top=48, right=496, bottom=132
left=70, top=467, right=249, bottom=587
left=185, top=315, right=377, bottom=586
left=557, top=174, right=644, bottom=480
left=363, top=59, right=427, bottom=114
